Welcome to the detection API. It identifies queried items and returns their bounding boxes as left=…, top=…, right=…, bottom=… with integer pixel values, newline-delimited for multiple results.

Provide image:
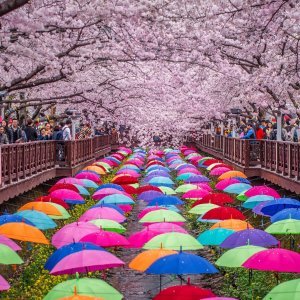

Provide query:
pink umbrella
left=50, top=249, right=125, bottom=275
left=210, top=167, right=232, bottom=176
left=126, top=228, right=162, bottom=248
left=58, top=177, right=82, bottom=185
left=98, top=159, right=115, bottom=166
left=79, top=207, right=126, bottom=223
left=242, top=248, right=300, bottom=273
left=147, top=223, right=188, bottom=234
left=52, top=222, right=99, bottom=248
left=195, top=183, right=212, bottom=192
left=138, top=207, right=167, bottom=219
left=93, top=188, right=129, bottom=200
left=118, top=204, right=133, bottom=213
left=0, top=275, right=10, bottom=291
left=80, top=230, right=129, bottom=247
left=215, top=179, right=240, bottom=190
left=116, top=170, right=140, bottom=178
left=0, top=234, right=21, bottom=251
left=118, top=146, right=132, bottom=153
left=50, top=189, right=84, bottom=202
left=177, top=168, right=201, bottom=175
left=182, top=189, right=210, bottom=199
left=245, top=186, right=280, bottom=198
left=75, top=172, right=102, bottom=184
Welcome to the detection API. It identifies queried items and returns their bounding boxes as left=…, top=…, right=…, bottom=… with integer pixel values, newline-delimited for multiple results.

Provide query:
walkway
left=0, top=135, right=118, bottom=203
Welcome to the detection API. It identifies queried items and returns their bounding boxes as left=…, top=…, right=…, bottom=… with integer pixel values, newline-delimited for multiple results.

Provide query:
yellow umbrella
left=18, top=202, right=63, bottom=216
left=218, top=170, right=247, bottom=181
left=84, top=166, right=106, bottom=175
left=0, top=223, right=49, bottom=244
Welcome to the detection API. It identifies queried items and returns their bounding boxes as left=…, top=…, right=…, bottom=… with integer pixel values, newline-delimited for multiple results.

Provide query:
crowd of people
left=218, top=118, right=300, bottom=142
left=0, top=118, right=119, bottom=145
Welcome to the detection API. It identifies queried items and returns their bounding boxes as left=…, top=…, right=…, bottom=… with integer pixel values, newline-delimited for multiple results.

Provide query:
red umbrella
left=120, top=184, right=137, bottom=194
left=203, top=159, right=221, bottom=166
left=136, top=185, right=161, bottom=194
left=146, top=161, right=165, bottom=168
left=193, top=193, right=234, bottom=207
left=49, top=183, right=79, bottom=194
left=34, top=195, right=69, bottom=209
left=112, top=175, right=138, bottom=184
left=153, top=284, right=215, bottom=300
left=202, top=207, right=246, bottom=221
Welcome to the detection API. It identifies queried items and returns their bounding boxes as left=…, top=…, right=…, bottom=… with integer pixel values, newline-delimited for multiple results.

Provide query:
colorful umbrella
left=127, top=228, right=162, bottom=248
left=34, top=195, right=70, bottom=209
left=175, top=184, right=198, bottom=194
left=0, top=214, right=34, bottom=226
left=215, top=179, right=240, bottom=191
left=271, top=208, right=300, bottom=223
left=75, top=172, right=102, bottom=184
left=265, top=219, right=300, bottom=234
left=242, top=195, right=274, bottom=209
left=146, top=251, right=218, bottom=275
left=44, top=277, right=123, bottom=300
left=189, top=204, right=220, bottom=215
left=216, top=245, right=266, bottom=268
left=138, top=191, right=164, bottom=203
left=88, top=219, right=126, bottom=233
left=220, top=229, right=278, bottom=248
left=95, top=184, right=124, bottom=192
left=112, top=175, right=138, bottom=185
left=263, top=278, right=300, bottom=300
left=143, top=232, right=203, bottom=251
left=218, top=171, right=247, bottom=181
left=92, top=188, right=127, bottom=200
left=50, top=189, right=85, bottom=204
left=0, top=222, right=49, bottom=244
left=98, top=194, right=134, bottom=205
left=224, top=183, right=252, bottom=194
left=149, top=177, right=174, bottom=187
left=18, top=202, right=63, bottom=217
left=158, top=186, right=176, bottom=195
left=139, top=210, right=186, bottom=224
left=211, top=219, right=253, bottom=231
left=0, top=275, right=10, bottom=291
left=147, top=223, right=188, bottom=234
left=184, top=175, right=210, bottom=183
left=202, top=207, right=246, bottom=221
left=147, top=196, right=183, bottom=206
left=210, top=167, right=232, bottom=176
left=84, top=166, right=106, bottom=175
left=243, top=248, right=300, bottom=273
left=196, top=193, right=234, bottom=205
left=79, top=207, right=126, bottom=223
left=197, top=229, right=235, bottom=246
left=182, top=189, right=210, bottom=200
left=0, top=244, right=23, bottom=264
left=0, top=234, right=21, bottom=251
left=261, top=198, right=300, bottom=216
left=136, top=185, right=162, bottom=194
left=245, top=186, right=280, bottom=198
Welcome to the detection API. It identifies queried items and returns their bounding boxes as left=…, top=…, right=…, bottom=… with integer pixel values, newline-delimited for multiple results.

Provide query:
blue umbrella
left=145, top=251, right=218, bottom=274
left=197, top=228, right=234, bottom=246
left=159, top=205, right=180, bottom=212
left=91, top=203, right=125, bottom=215
left=0, top=214, right=34, bottom=226
left=234, top=177, right=251, bottom=184
left=120, top=165, right=140, bottom=171
left=146, top=166, right=170, bottom=173
left=146, top=171, right=170, bottom=177
left=176, top=173, right=195, bottom=181
left=95, top=184, right=124, bottom=192
left=78, top=179, right=98, bottom=189
left=143, top=174, right=170, bottom=183
left=44, top=242, right=105, bottom=270
left=98, top=194, right=134, bottom=205
left=242, top=195, right=274, bottom=209
left=224, top=183, right=252, bottom=194
left=105, top=157, right=121, bottom=164
left=149, top=177, right=174, bottom=187
left=15, top=210, right=57, bottom=230
left=184, top=175, right=210, bottom=183
left=261, top=198, right=300, bottom=216
left=147, top=196, right=183, bottom=207
left=271, top=208, right=300, bottom=223
left=73, top=184, right=90, bottom=196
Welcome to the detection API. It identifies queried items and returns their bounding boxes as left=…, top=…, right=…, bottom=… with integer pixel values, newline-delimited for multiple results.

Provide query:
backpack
left=53, top=129, right=64, bottom=141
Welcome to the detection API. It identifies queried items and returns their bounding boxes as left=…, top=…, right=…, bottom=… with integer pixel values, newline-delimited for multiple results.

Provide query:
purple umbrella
left=0, top=234, right=21, bottom=251
left=78, top=207, right=126, bottom=223
left=50, top=249, right=125, bottom=275
left=138, top=191, right=164, bottom=202
left=51, top=222, right=99, bottom=248
left=252, top=201, right=270, bottom=216
left=184, top=175, right=210, bottom=183
left=220, top=229, right=279, bottom=248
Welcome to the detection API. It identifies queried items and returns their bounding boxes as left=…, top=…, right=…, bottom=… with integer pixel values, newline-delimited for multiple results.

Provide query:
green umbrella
left=215, top=245, right=265, bottom=268
left=175, top=184, right=198, bottom=194
left=48, top=203, right=71, bottom=220
left=0, top=244, right=23, bottom=265
left=189, top=204, right=220, bottom=215
left=43, top=276, right=123, bottom=300
left=129, top=183, right=139, bottom=188
left=158, top=186, right=176, bottom=195
left=89, top=219, right=126, bottom=233
left=236, top=191, right=248, bottom=202
left=265, top=219, right=300, bottom=234
left=263, top=278, right=300, bottom=300
left=143, top=232, right=203, bottom=251
left=139, top=209, right=186, bottom=223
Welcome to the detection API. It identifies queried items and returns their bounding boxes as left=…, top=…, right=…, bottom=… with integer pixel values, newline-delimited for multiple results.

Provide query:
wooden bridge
left=0, top=135, right=118, bottom=203
left=191, top=134, right=300, bottom=194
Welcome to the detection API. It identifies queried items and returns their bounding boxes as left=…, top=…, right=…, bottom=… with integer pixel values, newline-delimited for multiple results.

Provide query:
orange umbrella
left=129, top=249, right=176, bottom=272
left=218, top=170, right=247, bottom=181
left=0, top=223, right=49, bottom=244
left=84, top=166, right=106, bottom=175
left=59, top=286, right=103, bottom=300
left=210, top=219, right=253, bottom=231
left=18, top=202, right=63, bottom=216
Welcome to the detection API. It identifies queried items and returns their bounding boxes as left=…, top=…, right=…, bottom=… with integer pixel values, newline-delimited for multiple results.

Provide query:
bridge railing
left=0, top=135, right=114, bottom=186
left=196, top=134, right=300, bottom=181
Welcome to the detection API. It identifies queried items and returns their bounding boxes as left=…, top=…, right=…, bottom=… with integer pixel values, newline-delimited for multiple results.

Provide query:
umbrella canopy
left=92, top=203, right=124, bottom=215
left=50, top=249, right=124, bottom=275
left=182, top=189, right=210, bottom=200
left=216, top=245, right=266, bottom=268
left=79, top=207, right=126, bottom=223
left=189, top=204, right=220, bottom=215
left=147, top=196, right=183, bottom=206
left=184, top=175, right=210, bottom=183
left=75, top=172, right=102, bottom=184
left=44, top=277, right=123, bottom=300
left=243, top=248, right=300, bottom=273
left=84, top=166, right=106, bottom=175
left=220, top=229, right=278, bottom=248
left=215, top=179, right=240, bottom=191
left=0, top=275, right=10, bottom=291
left=211, top=219, right=253, bottom=231
left=175, top=184, right=198, bottom=194
left=271, top=208, right=300, bottom=223
left=95, top=184, right=124, bottom=192
left=265, top=219, right=300, bottom=234
left=224, top=183, right=252, bottom=194
left=0, top=214, right=34, bottom=226
left=127, top=228, right=162, bottom=248
left=80, top=230, right=129, bottom=248
left=245, top=186, right=280, bottom=198
left=143, top=232, right=203, bottom=251
left=138, top=207, right=167, bottom=219
left=60, top=294, right=103, bottom=300
left=15, top=210, right=57, bottom=230
left=149, top=177, right=174, bottom=187
left=147, top=223, right=188, bottom=234
left=153, top=284, right=215, bottom=300
left=112, top=175, right=138, bottom=184
left=50, top=189, right=85, bottom=204
left=158, top=186, right=176, bottom=195
left=197, top=229, right=235, bottom=246
left=263, top=278, right=300, bottom=300
left=242, top=195, right=274, bottom=209
left=0, top=234, right=21, bottom=251
left=195, top=193, right=234, bottom=206
left=138, top=191, right=164, bottom=202
left=98, top=194, right=134, bottom=205
left=202, top=207, right=246, bottom=221
left=261, top=198, right=300, bottom=216
left=136, top=185, right=162, bottom=194
left=49, top=183, right=84, bottom=194
left=218, top=171, right=247, bottom=181
left=92, top=188, right=126, bottom=200
left=88, top=219, right=126, bottom=233
left=146, top=251, right=218, bottom=275
left=45, top=242, right=104, bottom=271
left=52, top=222, right=99, bottom=248
left=129, top=249, right=176, bottom=272
left=210, top=167, right=232, bottom=176
left=0, top=222, right=49, bottom=244
left=0, top=244, right=23, bottom=264
left=18, top=202, right=63, bottom=217
left=34, top=195, right=69, bottom=209
left=139, top=210, right=186, bottom=224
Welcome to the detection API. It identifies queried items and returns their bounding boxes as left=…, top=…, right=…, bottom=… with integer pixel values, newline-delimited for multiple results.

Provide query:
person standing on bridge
left=24, top=118, right=38, bottom=142
left=62, top=119, right=72, bottom=141
left=0, top=126, right=9, bottom=144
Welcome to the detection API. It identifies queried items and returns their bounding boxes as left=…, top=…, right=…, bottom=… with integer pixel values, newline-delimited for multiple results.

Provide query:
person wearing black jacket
left=8, top=118, right=23, bottom=143
left=24, top=119, right=38, bottom=142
